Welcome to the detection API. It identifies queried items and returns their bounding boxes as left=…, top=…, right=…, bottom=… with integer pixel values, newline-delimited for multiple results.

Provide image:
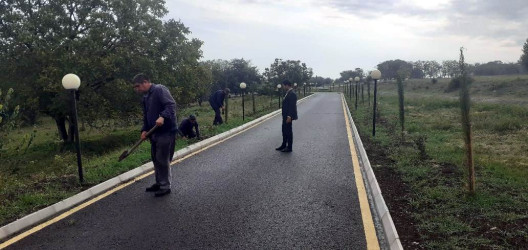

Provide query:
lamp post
left=252, top=85, right=256, bottom=114
left=361, top=79, right=364, bottom=104
left=277, top=84, right=282, bottom=108
left=370, top=69, right=381, bottom=136
left=62, top=74, right=83, bottom=183
left=347, top=78, right=352, bottom=100
left=240, top=82, right=246, bottom=120
left=348, top=80, right=352, bottom=98
left=354, top=76, right=360, bottom=110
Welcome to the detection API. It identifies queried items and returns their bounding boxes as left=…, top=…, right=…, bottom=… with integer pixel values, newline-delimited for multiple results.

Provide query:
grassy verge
left=345, top=75, right=528, bottom=248
left=0, top=93, right=311, bottom=227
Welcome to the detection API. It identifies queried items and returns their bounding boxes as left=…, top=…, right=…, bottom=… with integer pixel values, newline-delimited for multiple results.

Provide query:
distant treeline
left=360, top=59, right=525, bottom=82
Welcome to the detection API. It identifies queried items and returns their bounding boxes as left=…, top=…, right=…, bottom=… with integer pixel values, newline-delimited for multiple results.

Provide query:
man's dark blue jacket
left=209, top=90, right=226, bottom=109
left=282, top=89, right=298, bottom=120
left=142, top=84, right=177, bottom=135
left=178, top=118, right=200, bottom=138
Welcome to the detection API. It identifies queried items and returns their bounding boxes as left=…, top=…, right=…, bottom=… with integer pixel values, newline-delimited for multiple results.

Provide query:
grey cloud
left=326, top=0, right=528, bottom=45
left=326, top=0, right=438, bottom=18
left=440, top=0, right=528, bottom=43
left=449, top=0, right=528, bottom=21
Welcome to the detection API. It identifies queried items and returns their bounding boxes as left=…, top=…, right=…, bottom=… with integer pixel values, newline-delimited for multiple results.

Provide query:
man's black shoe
left=281, top=148, right=292, bottom=153
left=275, top=146, right=286, bottom=151
left=145, top=184, right=160, bottom=192
left=154, top=189, right=171, bottom=197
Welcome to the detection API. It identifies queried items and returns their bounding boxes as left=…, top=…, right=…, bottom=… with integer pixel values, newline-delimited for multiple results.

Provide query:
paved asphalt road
left=8, top=92, right=370, bottom=249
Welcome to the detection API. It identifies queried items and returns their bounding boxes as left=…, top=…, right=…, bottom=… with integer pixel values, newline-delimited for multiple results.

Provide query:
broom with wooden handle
left=118, top=125, right=158, bottom=162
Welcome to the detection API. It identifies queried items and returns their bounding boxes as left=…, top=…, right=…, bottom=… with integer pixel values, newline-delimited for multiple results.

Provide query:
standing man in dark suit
left=209, top=88, right=230, bottom=125
left=133, top=73, right=176, bottom=197
left=276, top=80, right=298, bottom=153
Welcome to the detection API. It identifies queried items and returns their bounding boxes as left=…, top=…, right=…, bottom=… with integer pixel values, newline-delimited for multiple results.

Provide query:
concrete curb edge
left=343, top=94, right=404, bottom=250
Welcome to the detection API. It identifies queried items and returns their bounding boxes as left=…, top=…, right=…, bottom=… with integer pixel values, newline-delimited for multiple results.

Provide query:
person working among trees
left=178, top=114, right=200, bottom=139
left=132, top=73, right=176, bottom=197
left=209, top=88, right=230, bottom=125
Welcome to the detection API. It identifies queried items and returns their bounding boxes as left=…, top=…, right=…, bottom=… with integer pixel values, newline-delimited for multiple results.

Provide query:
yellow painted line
left=0, top=172, right=152, bottom=249
left=1, top=110, right=282, bottom=249
left=341, top=94, right=380, bottom=250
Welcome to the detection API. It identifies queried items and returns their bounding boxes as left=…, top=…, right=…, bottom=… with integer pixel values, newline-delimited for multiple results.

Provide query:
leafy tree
left=310, top=76, right=333, bottom=87
left=423, top=60, right=442, bottom=78
left=473, top=61, right=521, bottom=76
left=520, top=38, right=528, bottom=71
left=0, top=0, right=204, bottom=142
left=203, top=59, right=231, bottom=91
left=268, top=59, right=313, bottom=86
left=441, top=60, right=459, bottom=78
left=338, top=70, right=361, bottom=83
left=411, top=61, right=426, bottom=79
left=377, top=60, right=412, bottom=79
left=225, top=58, right=261, bottom=94
left=204, top=58, right=261, bottom=95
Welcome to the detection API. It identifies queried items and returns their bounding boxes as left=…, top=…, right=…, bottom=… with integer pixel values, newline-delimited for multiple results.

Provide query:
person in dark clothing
left=133, top=73, right=176, bottom=197
left=178, top=114, right=200, bottom=139
left=276, top=80, right=298, bottom=153
left=209, top=88, right=230, bottom=125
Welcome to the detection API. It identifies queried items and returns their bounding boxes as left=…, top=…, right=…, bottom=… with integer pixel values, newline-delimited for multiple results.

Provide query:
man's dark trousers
left=281, top=117, right=293, bottom=149
left=211, top=105, right=223, bottom=125
left=150, top=133, right=175, bottom=190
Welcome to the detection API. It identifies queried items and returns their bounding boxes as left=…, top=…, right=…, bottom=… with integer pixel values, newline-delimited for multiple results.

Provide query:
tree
left=204, top=58, right=261, bottom=96
left=268, top=59, right=313, bottom=86
left=410, top=61, right=425, bottom=79
left=377, top=60, right=412, bottom=80
left=424, top=60, right=442, bottom=78
left=520, top=38, right=528, bottom=71
left=310, top=76, right=333, bottom=87
left=0, top=0, right=204, bottom=142
left=473, top=61, right=521, bottom=76
left=203, top=59, right=231, bottom=91
left=396, top=77, right=404, bottom=133
left=338, top=70, right=361, bottom=82
left=442, top=60, right=459, bottom=78
left=454, top=47, right=476, bottom=194
left=225, top=58, right=261, bottom=95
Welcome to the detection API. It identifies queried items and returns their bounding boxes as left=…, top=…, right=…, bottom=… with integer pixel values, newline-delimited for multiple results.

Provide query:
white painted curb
left=0, top=93, right=316, bottom=242
left=343, top=95, right=403, bottom=250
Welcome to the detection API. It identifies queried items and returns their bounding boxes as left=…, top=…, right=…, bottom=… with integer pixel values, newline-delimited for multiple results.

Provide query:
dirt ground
left=361, top=135, right=426, bottom=249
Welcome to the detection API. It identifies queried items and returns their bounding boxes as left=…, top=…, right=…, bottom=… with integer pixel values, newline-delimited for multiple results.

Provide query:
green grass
left=345, top=75, right=528, bottom=248
left=0, top=93, right=308, bottom=227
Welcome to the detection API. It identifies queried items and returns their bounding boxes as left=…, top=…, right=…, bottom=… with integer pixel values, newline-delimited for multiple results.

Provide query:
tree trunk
left=54, top=115, right=74, bottom=142
left=68, top=119, right=75, bottom=142
left=55, top=116, right=69, bottom=142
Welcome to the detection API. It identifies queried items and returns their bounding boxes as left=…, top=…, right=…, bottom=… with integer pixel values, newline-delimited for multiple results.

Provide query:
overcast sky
left=165, top=0, right=528, bottom=78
